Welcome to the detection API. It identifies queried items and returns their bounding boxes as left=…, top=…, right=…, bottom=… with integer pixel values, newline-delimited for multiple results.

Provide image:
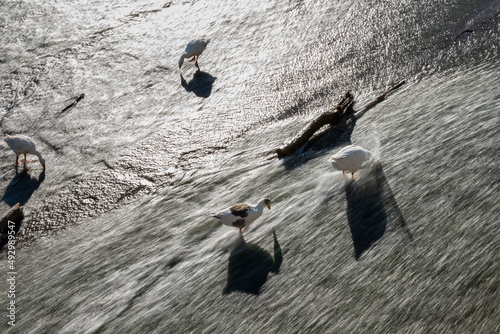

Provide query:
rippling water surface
left=0, top=0, right=499, bottom=333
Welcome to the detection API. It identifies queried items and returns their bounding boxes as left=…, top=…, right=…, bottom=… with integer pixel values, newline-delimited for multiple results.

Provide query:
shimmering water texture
left=0, top=0, right=499, bottom=333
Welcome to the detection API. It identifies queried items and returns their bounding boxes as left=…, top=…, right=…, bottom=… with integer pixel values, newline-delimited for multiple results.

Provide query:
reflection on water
left=180, top=71, right=216, bottom=98
left=224, top=229, right=282, bottom=295
left=345, top=162, right=412, bottom=259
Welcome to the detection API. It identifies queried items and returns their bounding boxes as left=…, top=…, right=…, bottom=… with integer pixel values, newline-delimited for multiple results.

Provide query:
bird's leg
left=351, top=172, right=355, bottom=179
left=189, top=56, right=196, bottom=62
left=239, top=227, right=243, bottom=234
left=342, top=171, right=345, bottom=175
left=15, top=155, right=19, bottom=166
left=195, top=56, right=199, bottom=69
left=24, top=153, right=27, bottom=166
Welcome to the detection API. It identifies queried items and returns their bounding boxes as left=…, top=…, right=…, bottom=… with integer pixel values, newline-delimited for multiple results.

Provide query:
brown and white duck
left=211, top=198, right=272, bottom=233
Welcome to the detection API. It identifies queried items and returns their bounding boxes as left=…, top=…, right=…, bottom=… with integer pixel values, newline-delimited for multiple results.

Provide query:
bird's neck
left=255, top=200, right=266, bottom=211
left=34, top=150, right=44, bottom=161
left=179, top=53, right=187, bottom=66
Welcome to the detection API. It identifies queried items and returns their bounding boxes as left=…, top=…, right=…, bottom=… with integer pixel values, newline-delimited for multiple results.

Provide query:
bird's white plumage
left=179, top=39, right=210, bottom=68
left=213, top=205, right=262, bottom=226
left=211, top=198, right=271, bottom=233
left=3, top=134, right=45, bottom=169
left=328, top=145, right=371, bottom=175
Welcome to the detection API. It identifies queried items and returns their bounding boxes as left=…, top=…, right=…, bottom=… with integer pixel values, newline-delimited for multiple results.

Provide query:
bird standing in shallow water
left=211, top=198, right=272, bottom=234
left=3, top=134, right=46, bottom=169
left=328, top=145, right=372, bottom=179
left=179, top=39, right=210, bottom=69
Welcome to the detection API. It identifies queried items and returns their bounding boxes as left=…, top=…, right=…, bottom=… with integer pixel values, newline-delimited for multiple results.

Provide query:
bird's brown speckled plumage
left=229, top=203, right=251, bottom=218
left=211, top=198, right=272, bottom=234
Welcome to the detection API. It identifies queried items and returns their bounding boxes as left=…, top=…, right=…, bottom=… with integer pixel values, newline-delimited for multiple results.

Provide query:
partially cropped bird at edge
left=211, top=198, right=272, bottom=234
left=328, top=145, right=372, bottom=179
left=179, top=38, right=210, bottom=69
left=3, top=134, right=46, bottom=169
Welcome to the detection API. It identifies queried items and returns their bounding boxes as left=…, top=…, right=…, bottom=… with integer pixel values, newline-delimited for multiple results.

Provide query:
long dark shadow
left=1, top=168, right=45, bottom=207
left=224, top=229, right=282, bottom=295
left=0, top=168, right=44, bottom=250
left=282, top=118, right=355, bottom=170
left=378, top=164, right=414, bottom=242
left=180, top=70, right=216, bottom=98
left=345, top=162, right=412, bottom=260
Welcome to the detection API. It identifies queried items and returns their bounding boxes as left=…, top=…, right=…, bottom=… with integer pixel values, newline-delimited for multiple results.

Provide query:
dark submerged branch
left=0, top=203, right=24, bottom=232
left=276, top=91, right=354, bottom=159
left=276, top=81, right=405, bottom=159
left=353, top=80, right=405, bottom=120
left=1, top=203, right=24, bottom=251
left=59, top=93, right=85, bottom=115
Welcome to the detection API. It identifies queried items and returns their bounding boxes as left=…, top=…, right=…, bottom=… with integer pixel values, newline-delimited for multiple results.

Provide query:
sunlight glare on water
left=0, top=0, right=498, bottom=333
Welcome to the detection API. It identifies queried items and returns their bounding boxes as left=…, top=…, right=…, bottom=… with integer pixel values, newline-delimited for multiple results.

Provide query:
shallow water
left=0, top=0, right=499, bottom=333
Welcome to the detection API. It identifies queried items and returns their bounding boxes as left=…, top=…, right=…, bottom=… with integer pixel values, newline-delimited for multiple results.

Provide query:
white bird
left=211, top=198, right=272, bottom=234
left=3, top=134, right=46, bottom=169
left=328, top=145, right=371, bottom=178
left=179, top=39, right=210, bottom=69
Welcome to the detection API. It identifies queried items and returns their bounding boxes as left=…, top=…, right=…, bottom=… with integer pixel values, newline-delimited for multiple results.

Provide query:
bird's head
left=39, top=156, right=46, bottom=169
left=263, top=198, right=272, bottom=210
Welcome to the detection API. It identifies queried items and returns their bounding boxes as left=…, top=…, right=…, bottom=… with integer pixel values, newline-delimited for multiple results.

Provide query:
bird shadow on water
left=1, top=168, right=45, bottom=207
left=224, top=229, right=282, bottom=295
left=282, top=118, right=355, bottom=170
left=345, top=162, right=413, bottom=260
left=180, top=70, right=216, bottom=98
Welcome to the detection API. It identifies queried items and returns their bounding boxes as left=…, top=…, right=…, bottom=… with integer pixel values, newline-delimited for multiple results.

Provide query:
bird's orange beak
left=267, top=204, right=271, bottom=210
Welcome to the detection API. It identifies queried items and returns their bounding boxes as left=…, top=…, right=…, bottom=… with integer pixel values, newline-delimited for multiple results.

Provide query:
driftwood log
left=0, top=203, right=24, bottom=232
left=276, top=80, right=405, bottom=158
